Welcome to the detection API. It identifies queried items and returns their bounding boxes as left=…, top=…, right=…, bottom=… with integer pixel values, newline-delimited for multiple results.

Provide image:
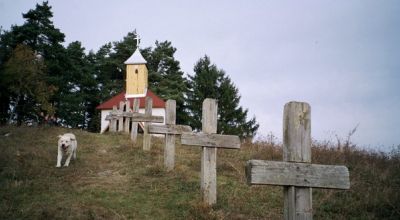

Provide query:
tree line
left=0, top=2, right=259, bottom=139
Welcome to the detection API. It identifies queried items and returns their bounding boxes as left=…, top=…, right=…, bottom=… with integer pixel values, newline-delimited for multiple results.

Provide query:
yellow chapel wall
left=126, top=64, right=148, bottom=95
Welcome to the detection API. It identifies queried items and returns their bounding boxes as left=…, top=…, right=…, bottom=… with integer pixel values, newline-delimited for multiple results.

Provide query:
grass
left=0, top=125, right=399, bottom=219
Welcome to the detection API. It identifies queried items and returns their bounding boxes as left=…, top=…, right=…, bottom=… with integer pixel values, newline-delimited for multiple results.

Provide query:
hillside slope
left=0, top=126, right=399, bottom=219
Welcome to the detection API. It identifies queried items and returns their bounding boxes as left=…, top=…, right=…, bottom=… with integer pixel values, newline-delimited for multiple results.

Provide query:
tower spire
left=124, top=31, right=148, bottom=98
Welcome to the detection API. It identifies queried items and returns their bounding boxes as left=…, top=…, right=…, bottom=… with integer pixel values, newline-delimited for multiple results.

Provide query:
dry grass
left=0, top=126, right=399, bottom=219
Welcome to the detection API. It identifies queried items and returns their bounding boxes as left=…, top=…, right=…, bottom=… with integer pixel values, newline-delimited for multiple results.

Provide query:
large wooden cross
left=105, top=97, right=164, bottom=150
left=149, top=100, right=192, bottom=171
left=181, top=98, right=241, bottom=205
left=246, top=102, right=350, bottom=220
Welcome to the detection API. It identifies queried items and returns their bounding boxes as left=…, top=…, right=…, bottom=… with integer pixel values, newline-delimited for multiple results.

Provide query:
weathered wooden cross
left=148, top=100, right=192, bottom=171
left=130, top=98, right=140, bottom=143
left=181, top=98, right=241, bottom=205
left=108, top=100, right=133, bottom=133
left=246, top=102, right=350, bottom=220
left=106, top=97, right=164, bottom=150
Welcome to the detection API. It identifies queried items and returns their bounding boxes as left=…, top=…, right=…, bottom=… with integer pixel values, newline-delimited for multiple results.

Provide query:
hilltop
left=0, top=126, right=399, bottom=219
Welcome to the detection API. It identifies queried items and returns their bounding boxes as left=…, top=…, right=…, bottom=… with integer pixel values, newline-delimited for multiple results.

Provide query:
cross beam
left=246, top=160, right=350, bottom=189
left=180, top=98, right=241, bottom=205
left=181, top=133, right=240, bottom=149
left=149, top=124, right=192, bottom=135
left=106, top=112, right=163, bottom=123
left=245, top=102, right=350, bottom=220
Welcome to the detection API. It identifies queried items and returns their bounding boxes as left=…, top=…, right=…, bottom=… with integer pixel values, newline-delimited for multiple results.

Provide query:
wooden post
left=110, top=105, right=117, bottom=132
left=165, top=100, right=176, bottom=171
left=283, top=102, right=312, bottom=220
left=148, top=100, right=192, bottom=170
left=143, top=97, right=152, bottom=151
left=124, top=100, right=131, bottom=133
left=245, top=101, right=350, bottom=220
left=180, top=98, right=241, bottom=205
left=118, top=101, right=124, bottom=132
left=130, top=98, right=140, bottom=143
left=201, top=98, right=218, bottom=205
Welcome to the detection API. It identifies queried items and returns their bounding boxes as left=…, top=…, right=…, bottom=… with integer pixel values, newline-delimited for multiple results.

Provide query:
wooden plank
left=124, top=100, right=130, bottom=133
left=118, top=101, right=124, bottom=132
left=284, top=186, right=296, bottom=220
left=201, top=98, right=218, bottom=205
left=149, top=124, right=192, bottom=135
left=166, top=99, right=176, bottom=125
left=165, top=100, right=176, bottom=170
left=130, top=98, right=139, bottom=143
left=283, top=102, right=312, bottom=220
left=165, top=100, right=176, bottom=171
left=110, top=105, right=117, bottom=132
left=181, top=133, right=240, bottom=149
left=109, top=112, right=164, bottom=123
left=246, top=160, right=350, bottom=189
left=143, top=97, right=152, bottom=151
left=283, top=102, right=311, bottom=162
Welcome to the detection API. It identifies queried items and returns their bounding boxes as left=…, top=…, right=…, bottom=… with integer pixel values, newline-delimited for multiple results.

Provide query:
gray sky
left=1, top=0, right=399, bottom=151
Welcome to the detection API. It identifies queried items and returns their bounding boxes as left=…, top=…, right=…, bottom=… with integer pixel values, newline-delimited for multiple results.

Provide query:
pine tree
left=0, top=1, right=67, bottom=124
left=187, top=55, right=259, bottom=139
left=59, top=41, right=97, bottom=128
left=187, top=56, right=223, bottom=130
left=95, top=32, right=138, bottom=102
left=144, top=41, right=189, bottom=124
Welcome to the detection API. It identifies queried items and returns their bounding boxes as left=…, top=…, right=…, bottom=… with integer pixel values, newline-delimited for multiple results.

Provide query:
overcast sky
left=1, top=0, right=399, bottom=151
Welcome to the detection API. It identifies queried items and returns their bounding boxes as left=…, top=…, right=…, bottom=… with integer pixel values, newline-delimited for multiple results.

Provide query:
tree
left=3, top=44, right=54, bottom=125
left=58, top=41, right=97, bottom=128
left=187, top=56, right=223, bottom=130
left=0, top=1, right=67, bottom=124
left=187, top=55, right=259, bottom=139
left=95, top=32, right=138, bottom=102
left=14, top=1, right=66, bottom=88
left=145, top=41, right=189, bottom=124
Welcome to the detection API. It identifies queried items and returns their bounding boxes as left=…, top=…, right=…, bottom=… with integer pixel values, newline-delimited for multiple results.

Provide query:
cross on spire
left=134, top=30, right=141, bottom=48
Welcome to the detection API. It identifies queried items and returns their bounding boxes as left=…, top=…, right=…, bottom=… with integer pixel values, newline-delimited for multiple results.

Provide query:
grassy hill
left=0, top=126, right=399, bottom=219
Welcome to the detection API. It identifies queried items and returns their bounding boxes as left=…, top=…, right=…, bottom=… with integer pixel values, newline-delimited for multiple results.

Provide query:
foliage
left=187, top=56, right=259, bottom=139
left=0, top=1, right=66, bottom=125
left=95, top=32, right=138, bottom=102
left=143, top=41, right=189, bottom=124
left=3, top=44, right=54, bottom=125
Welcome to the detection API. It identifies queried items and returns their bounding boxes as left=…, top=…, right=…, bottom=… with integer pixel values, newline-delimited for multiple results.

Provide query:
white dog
left=56, top=133, right=77, bottom=167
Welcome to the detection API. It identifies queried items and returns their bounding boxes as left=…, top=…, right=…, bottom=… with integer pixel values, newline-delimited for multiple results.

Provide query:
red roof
left=96, top=90, right=165, bottom=110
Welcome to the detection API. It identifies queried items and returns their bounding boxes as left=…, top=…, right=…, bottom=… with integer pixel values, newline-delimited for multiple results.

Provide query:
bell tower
left=124, top=33, right=148, bottom=98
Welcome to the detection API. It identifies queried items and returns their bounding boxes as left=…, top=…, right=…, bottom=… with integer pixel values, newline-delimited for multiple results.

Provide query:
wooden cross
left=148, top=100, right=192, bottom=171
left=246, top=102, right=350, bottom=220
left=181, top=98, right=241, bottom=205
left=105, top=97, right=164, bottom=150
